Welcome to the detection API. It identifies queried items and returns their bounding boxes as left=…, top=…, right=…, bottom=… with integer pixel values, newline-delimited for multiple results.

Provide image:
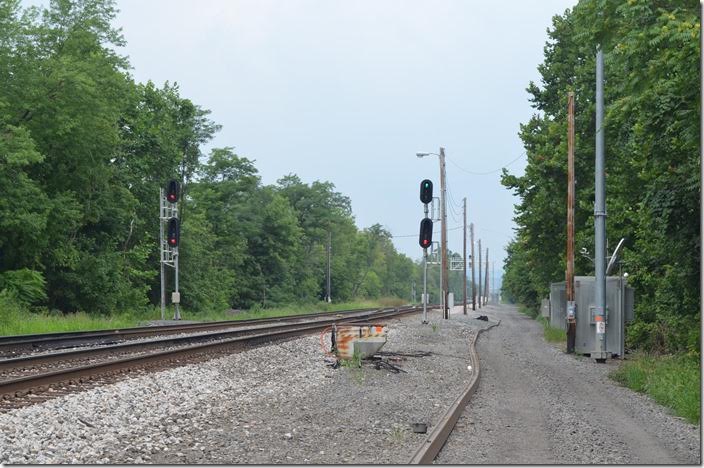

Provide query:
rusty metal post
left=477, top=239, right=482, bottom=309
left=484, top=248, right=489, bottom=305
left=566, top=91, right=577, bottom=353
left=463, top=197, right=467, bottom=315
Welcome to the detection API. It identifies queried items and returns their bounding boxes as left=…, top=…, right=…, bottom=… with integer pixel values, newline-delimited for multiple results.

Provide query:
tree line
left=501, top=0, right=699, bottom=354
left=0, top=0, right=429, bottom=315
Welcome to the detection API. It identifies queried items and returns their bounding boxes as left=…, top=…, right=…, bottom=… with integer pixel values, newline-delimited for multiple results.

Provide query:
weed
left=340, top=349, right=363, bottom=368
left=536, top=316, right=566, bottom=343
left=431, top=323, right=439, bottom=333
left=610, top=353, right=700, bottom=424
left=389, top=425, right=406, bottom=443
left=339, top=350, right=365, bottom=384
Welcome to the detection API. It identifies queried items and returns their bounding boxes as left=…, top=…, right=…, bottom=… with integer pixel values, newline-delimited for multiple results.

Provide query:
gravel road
left=435, top=303, right=701, bottom=465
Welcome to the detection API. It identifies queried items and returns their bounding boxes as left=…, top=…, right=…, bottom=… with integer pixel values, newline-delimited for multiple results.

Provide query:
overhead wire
left=391, top=225, right=464, bottom=238
left=446, top=152, right=526, bottom=176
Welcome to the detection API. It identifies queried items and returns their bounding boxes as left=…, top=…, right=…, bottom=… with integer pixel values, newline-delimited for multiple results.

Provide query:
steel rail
left=408, top=320, right=500, bottom=464
left=0, top=306, right=397, bottom=353
left=0, top=307, right=410, bottom=371
left=0, top=306, right=425, bottom=399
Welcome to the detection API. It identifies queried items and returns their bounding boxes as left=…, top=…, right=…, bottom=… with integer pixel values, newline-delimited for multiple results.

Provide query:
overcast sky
left=30, top=0, right=578, bottom=286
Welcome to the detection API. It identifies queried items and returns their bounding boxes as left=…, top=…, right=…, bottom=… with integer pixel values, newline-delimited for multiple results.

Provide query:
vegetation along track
left=0, top=307, right=388, bottom=358
left=0, top=306, right=425, bottom=411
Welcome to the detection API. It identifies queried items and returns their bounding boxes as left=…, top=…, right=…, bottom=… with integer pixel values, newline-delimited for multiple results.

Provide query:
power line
left=392, top=225, right=464, bottom=238
left=446, top=152, right=525, bottom=176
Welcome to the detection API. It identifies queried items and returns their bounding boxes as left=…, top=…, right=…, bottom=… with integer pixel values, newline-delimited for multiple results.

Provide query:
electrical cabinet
left=540, top=298, right=550, bottom=318
left=549, top=282, right=567, bottom=330
left=549, top=276, right=634, bottom=357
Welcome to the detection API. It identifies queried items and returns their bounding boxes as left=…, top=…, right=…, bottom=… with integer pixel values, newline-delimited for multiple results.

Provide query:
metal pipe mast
left=566, top=91, right=577, bottom=353
left=593, top=47, right=608, bottom=362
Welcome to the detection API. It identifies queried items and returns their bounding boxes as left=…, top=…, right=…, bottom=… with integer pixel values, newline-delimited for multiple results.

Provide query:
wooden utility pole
left=463, top=197, right=467, bottom=315
left=439, top=147, right=449, bottom=319
left=484, top=248, right=490, bottom=305
left=326, top=231, right=332, bottom=303
left=566, top=91, right=576, bottom=353
left=477, top=239, right=482, bottom=309
left=470, top=223, right=476, bottom=311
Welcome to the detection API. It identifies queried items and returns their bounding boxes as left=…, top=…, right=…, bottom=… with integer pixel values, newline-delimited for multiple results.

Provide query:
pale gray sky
left=29, top=0, right=579, bottom=285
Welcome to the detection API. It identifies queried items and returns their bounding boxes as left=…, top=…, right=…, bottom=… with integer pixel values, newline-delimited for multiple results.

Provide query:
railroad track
left=408, top=319, right=501, bottom=464
left=0, top=305, right=425, bottom=411
left=0, top=306, right=387, bottom=358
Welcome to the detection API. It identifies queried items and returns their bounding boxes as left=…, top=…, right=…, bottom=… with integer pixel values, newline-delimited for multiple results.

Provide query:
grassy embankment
left=518, top=305, right=565, bottom=343
left=0, top=296, right=406, bottom=337
left=610, top=353, right=700, bottom=424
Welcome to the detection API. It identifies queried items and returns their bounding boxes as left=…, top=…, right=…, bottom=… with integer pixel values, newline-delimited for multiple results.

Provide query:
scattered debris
left=411, top=423, right=428, bottom=434
left=77, top=418, right=95, bottom=428
left=377, top=351, right=432, bottom=358
left=372, top=359, right=407, bottom=374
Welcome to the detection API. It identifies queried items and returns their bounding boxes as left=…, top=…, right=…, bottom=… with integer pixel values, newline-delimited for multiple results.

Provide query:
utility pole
left=470, top=223, right=476, bottom=311
left=463, top=197, right=468, bottom=315
left=439, top=147, right=449, bottom=319
left=325, top=231, right=332, bottom=303
left=566, top=91, right=577, bottom=353
left=593, top=47, right=608, bottom=362
left=477, top=239, right=482, bottom=309
left=492, top=261, right=495, bottom=304
left=700, top=0, right=703, bottom=338
left=484, top=248, right=489, bottom=306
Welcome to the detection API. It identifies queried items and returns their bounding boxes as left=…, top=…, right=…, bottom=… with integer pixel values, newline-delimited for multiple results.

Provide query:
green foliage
left=0, top=268, right=47, bottom=304
left=610, top=353, right=700, bottom=424
left=502, top=0, right=700, bottom=354
left=0, top=0, right=422, bottom=322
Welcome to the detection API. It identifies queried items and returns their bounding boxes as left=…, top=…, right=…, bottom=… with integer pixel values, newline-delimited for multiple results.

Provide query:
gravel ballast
left=0, top=307, right=490, bottom=464
left=435, top=304, right=701, bottom=465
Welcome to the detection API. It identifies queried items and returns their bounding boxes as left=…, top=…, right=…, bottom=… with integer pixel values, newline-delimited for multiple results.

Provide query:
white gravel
left=0, top=307, right=488, bottom=464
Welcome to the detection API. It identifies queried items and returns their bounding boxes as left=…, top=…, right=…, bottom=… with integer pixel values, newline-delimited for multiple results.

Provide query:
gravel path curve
left=435, top=303, right=701, bottom=465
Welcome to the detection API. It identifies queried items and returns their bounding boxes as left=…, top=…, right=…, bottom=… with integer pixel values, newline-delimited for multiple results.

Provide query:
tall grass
left=536, top=316, right=566, bottom=343
left=0, top=296, right=403, bottom=337
left=610, top=353, right=700, bottom=424
left=517, top=304, right=565, bottom=343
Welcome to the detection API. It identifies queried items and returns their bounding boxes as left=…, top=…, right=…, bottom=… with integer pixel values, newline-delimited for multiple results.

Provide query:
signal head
left=167, top=218, right=180, bottom=247
left=420, top=179, right=433, bottom=204
left=419, top=218, right=433, bottom=248
left=166, top=180, right=180, bottom=203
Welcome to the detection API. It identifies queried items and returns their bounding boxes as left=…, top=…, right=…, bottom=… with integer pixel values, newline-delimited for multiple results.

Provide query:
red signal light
left=166, top=180, right=180, bottom=204
left=419, top=218, right=433, bottom=248
left=167, top=218, right=180, bottom=247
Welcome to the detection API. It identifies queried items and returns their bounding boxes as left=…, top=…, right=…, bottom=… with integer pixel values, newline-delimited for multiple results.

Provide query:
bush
left=0, top=293, right=24, bottom=334
left=0, top=269, right=47, bottom=305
